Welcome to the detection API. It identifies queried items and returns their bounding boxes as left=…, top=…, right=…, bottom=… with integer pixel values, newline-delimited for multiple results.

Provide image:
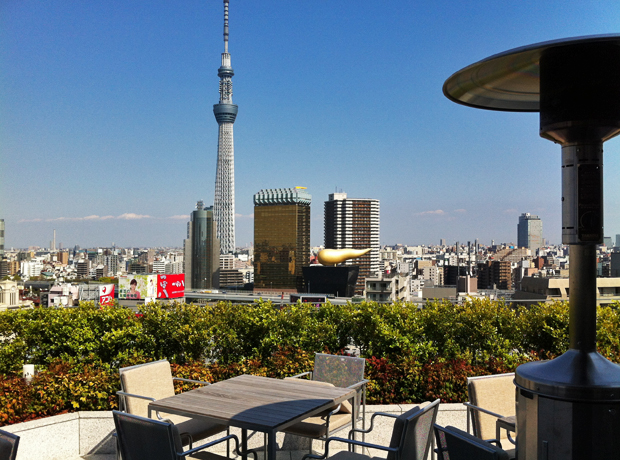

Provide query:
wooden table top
left=149, top=374, right=356, bottom=432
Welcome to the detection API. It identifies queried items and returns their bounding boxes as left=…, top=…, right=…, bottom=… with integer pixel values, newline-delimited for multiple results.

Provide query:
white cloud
left=415, top=209, right=446, bottom=216
left=454, top=209, right=467, bottom=214
left=19, top=213, right=152, bottom=223
left=235, top=213, right=254, bottom=219
left=117, top=213, right=152, bottom=220
left=168, top=215, right=189, bottom=220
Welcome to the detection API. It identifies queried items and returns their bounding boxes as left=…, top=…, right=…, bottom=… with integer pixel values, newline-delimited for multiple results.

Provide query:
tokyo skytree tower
left=213, top=0, right=237, bottom=254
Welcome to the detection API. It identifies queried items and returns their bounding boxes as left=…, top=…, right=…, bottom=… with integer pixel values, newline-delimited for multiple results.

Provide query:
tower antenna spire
left=223, top=0, right=229, bottom=54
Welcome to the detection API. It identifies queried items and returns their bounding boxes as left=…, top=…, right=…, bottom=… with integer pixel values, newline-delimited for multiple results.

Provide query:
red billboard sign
left=99, top=284, right=115, bottom=306
left=156, top=274, right=185, bottom=299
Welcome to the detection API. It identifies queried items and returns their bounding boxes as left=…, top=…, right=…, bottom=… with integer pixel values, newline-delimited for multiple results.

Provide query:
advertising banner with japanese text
left=157, top=274, right=185, bottom=299
left=99, top=284, right=115, bottom=306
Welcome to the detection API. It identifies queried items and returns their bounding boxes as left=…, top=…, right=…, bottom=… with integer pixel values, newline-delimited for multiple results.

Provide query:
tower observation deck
left=213, top=0, right=237, bottom=254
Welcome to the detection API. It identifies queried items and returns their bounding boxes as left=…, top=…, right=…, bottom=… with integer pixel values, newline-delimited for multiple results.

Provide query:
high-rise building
left=324, top=192, right=380, bottom=295
left=0, top=219, right=4, bottom=256
left=253, top=188, right=311, bottom=293
left=184, top=201, right=220, bottom=290
left=213, top=0, right=238, bottom=254
left=518, top=213, right=543, bottom=252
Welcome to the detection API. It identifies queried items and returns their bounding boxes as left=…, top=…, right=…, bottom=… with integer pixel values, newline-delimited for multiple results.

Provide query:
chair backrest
left=434, top=424, right=510, bottom=460
left=119, top=360, right=176, bottom=417
left=113, top=410, right=182, bottom=460
left=387, top=399, right=440, bottom=460
left=283, top=377, right=352, bottom=414
left=467, top=373, right=515, bottom=441
left=0, top=429, right=20, bottom=460
left=313, top=353, right=365, bottom=388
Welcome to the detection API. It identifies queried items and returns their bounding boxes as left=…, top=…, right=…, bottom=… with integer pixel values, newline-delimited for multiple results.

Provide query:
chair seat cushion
left=283, top=412, right=352, bottom=438
left=284, top=377, right=353, bottom=413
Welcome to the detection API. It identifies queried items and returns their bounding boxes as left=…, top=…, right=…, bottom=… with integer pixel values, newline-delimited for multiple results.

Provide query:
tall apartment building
left=324, top=192, right=380, bottom=295
left=518, top=213, right=543, bottom=252
left=477, top=260, right=512, bottom=290
left=253, top=188, right=311, bottom=293
left=184, top=201, right=220, bottom=290
left=0, top=219, right=4, bottom=256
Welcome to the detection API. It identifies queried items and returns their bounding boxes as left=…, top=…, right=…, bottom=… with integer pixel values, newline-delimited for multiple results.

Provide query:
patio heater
left=443, top=35, right=620, bottom=459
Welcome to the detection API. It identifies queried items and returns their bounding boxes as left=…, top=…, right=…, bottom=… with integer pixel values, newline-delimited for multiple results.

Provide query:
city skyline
left=3, top=1, right=620, bottom=249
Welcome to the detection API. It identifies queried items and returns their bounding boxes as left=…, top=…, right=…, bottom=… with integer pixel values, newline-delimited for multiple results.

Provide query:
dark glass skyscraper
left=184, top=201, right=220, bottom=289
left=253, top=188, right=311, bottom=293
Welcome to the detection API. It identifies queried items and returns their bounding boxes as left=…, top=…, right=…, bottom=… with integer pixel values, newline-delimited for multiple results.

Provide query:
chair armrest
left=346, top=379, right=370, bottom=390
left=173, top=377, right=211, bottom=386
left=116, top=391, right=164, bottom=420
left=302, top=436, right=397, bottom=460
left=116, top=391, right=156, bottom=402
left=180, top=434, right=257, bottom=460
left=464, top=402, right=505, bottom=419
left=349, top=412, right=399, bottom=436
left=290, top=371, right=312, bottom=379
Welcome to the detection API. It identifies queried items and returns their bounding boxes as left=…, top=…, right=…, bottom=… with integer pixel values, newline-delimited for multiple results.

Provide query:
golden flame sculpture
left=317, top=248, right=371, bottom=266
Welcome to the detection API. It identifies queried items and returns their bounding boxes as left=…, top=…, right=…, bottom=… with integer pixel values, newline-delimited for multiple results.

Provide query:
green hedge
left=1, top=299, right=619, bottom=426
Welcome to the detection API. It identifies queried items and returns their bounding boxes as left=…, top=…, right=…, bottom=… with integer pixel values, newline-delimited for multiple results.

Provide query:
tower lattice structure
left=213, top=0, right=238, bottom=254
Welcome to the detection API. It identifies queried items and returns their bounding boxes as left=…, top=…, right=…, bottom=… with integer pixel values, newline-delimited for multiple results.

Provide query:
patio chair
left=117, top=360, right=227, bottom=447
left=434, top=424, right=510, bottom=460
left=302, top=399, right=440, bottom=460
left=0, top=429, right=20, bottom=460
left=465, top=373, right=516, bottom=458
left=113, top=411, right=255, bottom=460
left=283, top=353, right=369, bottom=442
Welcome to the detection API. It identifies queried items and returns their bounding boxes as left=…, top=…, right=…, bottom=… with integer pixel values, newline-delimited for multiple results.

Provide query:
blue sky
left=2, top=1, right=620, bottom=249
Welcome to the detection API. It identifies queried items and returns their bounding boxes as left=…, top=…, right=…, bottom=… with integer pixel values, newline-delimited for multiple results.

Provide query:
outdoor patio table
left=148, top=374, right=356, bottom=460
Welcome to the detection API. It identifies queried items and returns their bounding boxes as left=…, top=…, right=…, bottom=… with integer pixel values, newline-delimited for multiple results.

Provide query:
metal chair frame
left=113, top=411, right=255, bottom=460
left=116, top=360, right=228, bottom=456
left=288, top=353, right=369, bottom=443
left=434, top=424, right=510, bottom=460
left=0, top=429, right=20, bottom=460
left=465, top=373, right=516, bottom=447
left=303, top=399, right=440, bottom=460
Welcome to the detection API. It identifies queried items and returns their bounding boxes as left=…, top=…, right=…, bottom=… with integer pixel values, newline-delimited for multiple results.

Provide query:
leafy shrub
left=2, top=297, right=619, bottom=426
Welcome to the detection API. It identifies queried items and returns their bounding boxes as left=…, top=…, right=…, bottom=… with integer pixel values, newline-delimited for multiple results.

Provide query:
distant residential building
left=420, top=265, right=444, bottom=286
left=95, top=265, right=108, bottom=279
left=253, top=188, right=311, bottom=293
left=0, top=219, right=4, bottom=256
left=220, top=254, right=235, bottom=270
left=611, top=253, right=620, bottom=277
left=21, top=260, right=43, bottom=278
left=184, top=201, right=220, bottom=290
left=365, top=273, right=411, bottom=303
left=513, top=276, right=620, bottom=305
left=219, top=269, right=244, bottom=287
left=518, top=213, right=543, bottom=252
left=604, top=236, right=613, bottom=248
left=128, top=262, right=148, bottom=274
left=478, top=260, right=512, bottom=290
left=324, top=192, right=380, bottom=295
left=57, top=251, right=69, bottom=265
